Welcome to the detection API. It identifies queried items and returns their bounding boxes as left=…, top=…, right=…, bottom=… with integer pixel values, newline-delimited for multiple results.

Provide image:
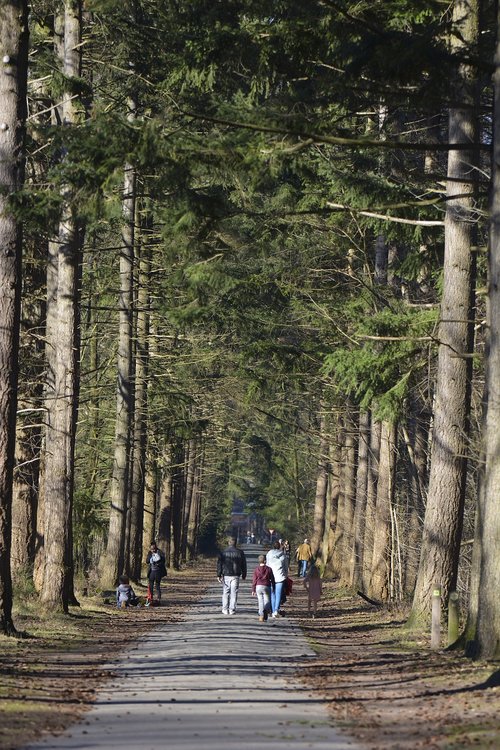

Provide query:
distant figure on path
left=252, top=554, right=275, bottom=621
left=296, top=537, right=313, bottom=577
left=146, top=542, right=166, bottom=605
left=282, top=539, right=291, bottom=564
left=303, top=563, right=322, bottom=618
left=266, top=540, right=288, bottom=618
left=116, top=575, right=140, bottom=608
left=217, top=536, right=247, bottom=614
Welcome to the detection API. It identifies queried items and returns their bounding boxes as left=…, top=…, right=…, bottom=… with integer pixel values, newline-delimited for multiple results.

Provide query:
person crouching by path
left=303, top=563, right=322, bottom=618
left=146, top=542, right=166, bottom=605
left=252, top=554, right=275, bottom=622
left=266, top=540, right=288, bottom=618
left=116, top=575, right=140, bottom=608
left=217, top=536, right=247, bottom=615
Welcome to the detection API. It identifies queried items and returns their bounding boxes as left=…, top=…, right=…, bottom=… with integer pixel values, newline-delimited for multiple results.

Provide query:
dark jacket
left=217, top=545, right=247, bottom=579
left=147, top=549, right=167, bottom=578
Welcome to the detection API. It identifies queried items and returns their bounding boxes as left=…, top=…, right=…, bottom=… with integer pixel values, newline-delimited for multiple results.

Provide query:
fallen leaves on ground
left=0, top=559, right=214, bottom=750
left=290, top=580, right=500, bottom=750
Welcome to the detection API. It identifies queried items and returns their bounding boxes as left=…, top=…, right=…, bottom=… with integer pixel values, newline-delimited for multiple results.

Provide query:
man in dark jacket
left=217, top=537, right=247, bottom=615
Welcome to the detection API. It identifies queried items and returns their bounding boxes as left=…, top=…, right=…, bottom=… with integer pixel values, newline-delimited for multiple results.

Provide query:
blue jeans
left=299, top=559, right=308, bottom=577
left=271, top=580, right=284, bottom=614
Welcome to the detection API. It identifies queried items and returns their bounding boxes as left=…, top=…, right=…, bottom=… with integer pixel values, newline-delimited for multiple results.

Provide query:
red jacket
left=252, top=564, right=275, bottom=592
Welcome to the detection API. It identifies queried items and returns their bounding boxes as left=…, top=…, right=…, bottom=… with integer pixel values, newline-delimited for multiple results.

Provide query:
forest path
left=23, top=546, right=359, bottom=750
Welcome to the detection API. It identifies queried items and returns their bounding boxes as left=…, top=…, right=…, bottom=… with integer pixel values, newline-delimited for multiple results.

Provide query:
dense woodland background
left=0, top=0, right=499, bottom=659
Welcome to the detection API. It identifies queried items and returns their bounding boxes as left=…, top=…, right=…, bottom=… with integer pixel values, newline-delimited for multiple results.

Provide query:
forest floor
left=0, top=558, right=499, bottom=750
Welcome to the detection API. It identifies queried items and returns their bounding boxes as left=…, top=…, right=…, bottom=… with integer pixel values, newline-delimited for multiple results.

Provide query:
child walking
left=251, top=554, right=275, bottom=622
left=303, top=564, right=322, bottom=618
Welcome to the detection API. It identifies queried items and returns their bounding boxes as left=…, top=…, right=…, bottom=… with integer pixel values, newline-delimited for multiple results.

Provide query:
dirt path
left=1, top=554, right=499, bottom=750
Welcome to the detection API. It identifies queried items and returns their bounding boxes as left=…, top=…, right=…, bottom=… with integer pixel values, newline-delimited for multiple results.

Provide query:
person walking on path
left=266, top=540, right=288, bottom=618
left=217, top=536, right=247, bottom=614
left=146, top=542, right=167, bottom=605
left=296, top=537, right=313, bottom=577
left=252, top=554, right=275, bottom=621
left=303, top=563, right=322, bottom=618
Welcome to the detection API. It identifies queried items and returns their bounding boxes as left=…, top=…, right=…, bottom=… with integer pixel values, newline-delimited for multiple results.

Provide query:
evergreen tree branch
left=180, top=109, right=489, bottom=152
left=325, top=202, right=444, bottom=226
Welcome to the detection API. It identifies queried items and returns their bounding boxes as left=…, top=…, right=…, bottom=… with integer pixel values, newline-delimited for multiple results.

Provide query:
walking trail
left=24, top=547, right=359, bottom=750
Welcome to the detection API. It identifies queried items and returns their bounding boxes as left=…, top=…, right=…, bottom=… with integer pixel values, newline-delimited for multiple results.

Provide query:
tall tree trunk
left=34, top=9, right=65, bottom=595
left=11, top=406, right=41, bottom=575
left=0, top=0, right=29, bottom=635
left=142, top=449, right=158, bottom=559
left=473, top=3, right=500, bottom=659
left=361, top=415, right=381, bottom=593
left=128, top=199, right=150, bottom=581
left=100, top=159, right=136, bottom=587
left=187, top=446, right=203, bottom=560
left=409, top=0, right=479, bottom=624
left=157, top=461, right=172, bottom=562
left=350, top=409, right=370, bottom=588
left=402, top=405, right=429, bottom=594
left=330, top=416, right=346, bottom=578
left=181, top=438, right=196, bottom=562
left=11, top=241, right=45, bottom=575
left=41, top=0, right=83, bottom=611
left=369, top=420, right=397, bottom=601
left=340, top=406, right=358, bottom=585
left=311, top=409, right=329, bottom=558
left=170, top=441, right=185, bottom=570
left=322, top=436, right=340, bottom=571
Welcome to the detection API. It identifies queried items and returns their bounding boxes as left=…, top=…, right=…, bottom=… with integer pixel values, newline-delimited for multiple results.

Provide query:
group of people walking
left=115, top=535, right=322, bottom=617
left=216, top=535, right=322, bottom=620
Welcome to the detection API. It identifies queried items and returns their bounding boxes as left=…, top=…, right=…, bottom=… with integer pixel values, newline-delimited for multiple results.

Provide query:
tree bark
left=361, top=415, right=381, bottom=593
left=187, top=447, right=203, bottom=560
left=311, top=409, right=329, bottom=558
left=369, top=420, right=397, bottom=601
left=330, top=416, right=346, bottom=578
left=41, top=0, right=83, bottom=611
left=473, top=3, right=500, bottom=659
left=340, top=406, right=358, bottom=584
left=142, top=449, right=158, bottom=559
left=181, top=438, right=196, bottom=562
left=11, top=237, right=45, bottom=575
left=350, top=409, right=370, bottom=588
left=402, top=406, right=429, bottom=594
left=0, top=0, right=29, bottom=635
left=170, top=441, right=185, bottom=570
left=100, top=159, right=136, bottom=587
left=409, top=0, right=479, bottom=624
left=128, top=199, right=151, bottom=581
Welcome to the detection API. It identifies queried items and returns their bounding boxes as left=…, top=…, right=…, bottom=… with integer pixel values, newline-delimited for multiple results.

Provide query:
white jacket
left=265, top=549, right=288, bottom=583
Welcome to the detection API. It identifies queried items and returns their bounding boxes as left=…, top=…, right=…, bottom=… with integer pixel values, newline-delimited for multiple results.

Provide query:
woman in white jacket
left=265, top=541, right=288, bottom=617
